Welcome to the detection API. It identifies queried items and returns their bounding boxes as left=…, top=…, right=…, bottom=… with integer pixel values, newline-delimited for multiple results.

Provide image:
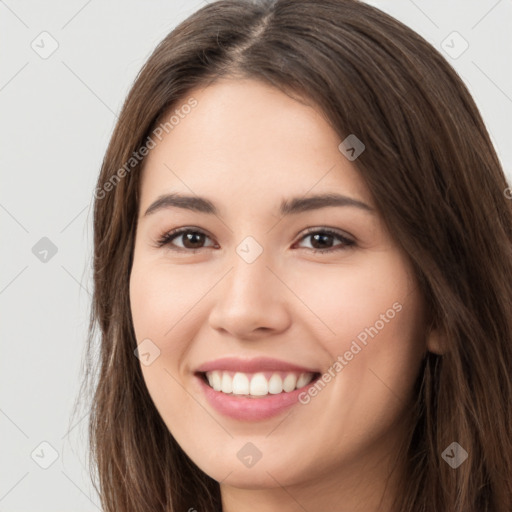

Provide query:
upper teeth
left=205, top=371, right=315, bottom=396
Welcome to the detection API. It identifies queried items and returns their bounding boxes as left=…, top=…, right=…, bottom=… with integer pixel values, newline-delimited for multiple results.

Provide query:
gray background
left=1, top=0, right=511, bottom=510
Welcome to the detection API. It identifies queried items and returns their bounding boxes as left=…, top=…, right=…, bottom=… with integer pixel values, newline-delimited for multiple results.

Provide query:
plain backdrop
left=1, top=0, right=511, bottom=510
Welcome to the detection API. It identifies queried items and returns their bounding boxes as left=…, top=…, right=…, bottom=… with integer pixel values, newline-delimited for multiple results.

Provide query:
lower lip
left=195, top=374, right=317, bottom=421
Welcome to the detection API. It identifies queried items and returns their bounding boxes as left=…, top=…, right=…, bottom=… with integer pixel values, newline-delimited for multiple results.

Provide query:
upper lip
left=195, top=357, right=319, bottom=374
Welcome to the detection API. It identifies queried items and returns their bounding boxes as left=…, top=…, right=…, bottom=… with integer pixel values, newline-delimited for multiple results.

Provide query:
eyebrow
left=143, top=192, right=375, bottom=217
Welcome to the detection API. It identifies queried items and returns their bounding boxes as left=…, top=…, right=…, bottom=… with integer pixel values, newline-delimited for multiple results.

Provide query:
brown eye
left=156, top=227, right=355, bottom=254
left=180, top=231, right=207, bottom=249
left=296, top=228, right=355, bottom=253
left=157, top=228, right=216, bottom=251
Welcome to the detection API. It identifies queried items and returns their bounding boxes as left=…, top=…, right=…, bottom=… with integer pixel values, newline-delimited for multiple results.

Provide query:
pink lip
left=193, top=357, right=320, bottom=422
left=195, top=356, right=318, bottom=374
left=195, top=375, right=319, bottom=421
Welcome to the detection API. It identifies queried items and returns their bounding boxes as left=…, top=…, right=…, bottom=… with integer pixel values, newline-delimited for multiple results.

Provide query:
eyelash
left=155, top=227, right=356, bottom=254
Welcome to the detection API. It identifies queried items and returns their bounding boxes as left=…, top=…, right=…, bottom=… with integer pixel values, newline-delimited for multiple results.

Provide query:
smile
left=193, top=357, right=322, bottom=421
left=201, top=370, right=317, bottom=397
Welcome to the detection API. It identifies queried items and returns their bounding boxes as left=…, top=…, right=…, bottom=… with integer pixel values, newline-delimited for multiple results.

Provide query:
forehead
left=139, top=78, right=373, bottom=214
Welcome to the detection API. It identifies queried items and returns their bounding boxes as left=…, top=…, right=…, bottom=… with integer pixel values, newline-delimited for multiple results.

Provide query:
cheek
left=296, top=261, right=424, bottom=451
left=129, top=262, right=203, bottom=436
left=129, top=261, right=188, bottom=390
left=290, top=253, right=419, bottom=350
left=291, top=253, right=425, bottom=428
left=129, top=260, right=205, bottom=347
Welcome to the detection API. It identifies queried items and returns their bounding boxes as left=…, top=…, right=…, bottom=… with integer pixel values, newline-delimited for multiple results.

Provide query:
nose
left=208, top=247, right=292, bottom=340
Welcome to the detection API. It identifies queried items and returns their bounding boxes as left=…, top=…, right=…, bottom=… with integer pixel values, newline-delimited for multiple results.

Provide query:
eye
left=294, top=228, right=355, bottom=253
left=156, top=226, right=356, bottom=254
left=156, top=227, right=217, bottom=252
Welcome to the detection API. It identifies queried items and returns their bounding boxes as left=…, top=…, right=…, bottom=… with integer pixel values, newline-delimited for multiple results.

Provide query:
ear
left=425, top=325, right=445, bottom=355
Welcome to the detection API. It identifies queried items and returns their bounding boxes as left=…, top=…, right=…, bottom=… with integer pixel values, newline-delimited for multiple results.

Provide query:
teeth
left=232, top=373, right=250, bottom=395
left=221, top=372, right=233, bottom=394
left=268, top=373, right=283, bottom=394
left=296, top=373, right=312, bottom=388
left=211, top=371, right=222, bottom=391
left=283, top=373, right=297, bottom=392
left=250, top=373, right=269, bottom=396
left=204, top=370, right=315, bottom=397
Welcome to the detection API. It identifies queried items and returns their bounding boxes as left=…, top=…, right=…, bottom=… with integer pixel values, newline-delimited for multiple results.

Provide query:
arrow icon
left=236, top=236, right=263, bottom=263
left=32, top=237, right=58, bottom=262
left=31, top=441, right=59, bottom=468
left=441, top=441, right=468, bottom=468
left=31, top=31, right=59, bottom=60
left=237, top=442, right=262, bottom=467
left=339, top=134, right=365, bottom=161
left=441, top=32, right=468, bottom=60
left=134, top=339, right=161, bottom=366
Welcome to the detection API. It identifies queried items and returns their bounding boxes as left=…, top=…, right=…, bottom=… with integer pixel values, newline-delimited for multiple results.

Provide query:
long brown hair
left=75, top=0, right=512, bottom=510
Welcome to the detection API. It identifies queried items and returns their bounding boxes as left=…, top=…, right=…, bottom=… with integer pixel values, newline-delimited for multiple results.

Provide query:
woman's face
left=130, top=78, right=432, bottom=498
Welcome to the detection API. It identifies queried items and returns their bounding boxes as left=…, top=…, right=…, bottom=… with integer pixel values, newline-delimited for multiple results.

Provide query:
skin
left=129, top=78, right=442, bottom=512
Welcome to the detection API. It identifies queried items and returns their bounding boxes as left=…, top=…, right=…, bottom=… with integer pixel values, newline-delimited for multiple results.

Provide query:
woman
left=81, top=0, right=512, bottom=510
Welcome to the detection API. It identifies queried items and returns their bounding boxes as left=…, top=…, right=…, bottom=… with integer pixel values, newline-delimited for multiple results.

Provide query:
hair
left=75, top=0, right=512, bottom=510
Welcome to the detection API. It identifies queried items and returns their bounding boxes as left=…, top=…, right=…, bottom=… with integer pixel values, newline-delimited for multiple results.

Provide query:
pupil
left=184, top=232, right=204, bottom=248
left=312, top=233, right=332, bottom=249
left=180, top=232, right=334, bottom=250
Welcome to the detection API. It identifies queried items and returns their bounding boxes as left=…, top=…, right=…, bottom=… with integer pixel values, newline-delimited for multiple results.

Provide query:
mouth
left=193, top=357, right=323, bottom=420
left=196, top=370, right=322, bottom=398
